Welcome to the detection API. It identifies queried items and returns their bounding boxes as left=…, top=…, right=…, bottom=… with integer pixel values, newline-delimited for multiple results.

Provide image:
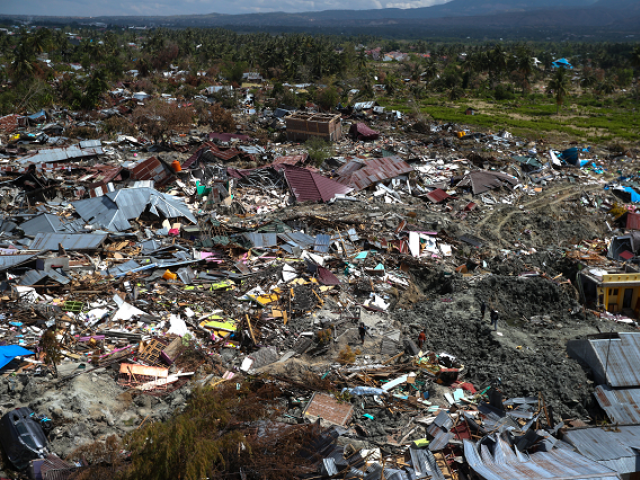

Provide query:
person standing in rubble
left=358, top=323, right=367, bottom=344
left=480, top=300, right=486, bottom=320
left=417, top=329, right=426, bottom=350
left=490, top=310, right=499, bottom=331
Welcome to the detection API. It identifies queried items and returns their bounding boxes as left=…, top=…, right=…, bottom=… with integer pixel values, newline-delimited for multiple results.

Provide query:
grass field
left=377, top=93, right=640, bottom=144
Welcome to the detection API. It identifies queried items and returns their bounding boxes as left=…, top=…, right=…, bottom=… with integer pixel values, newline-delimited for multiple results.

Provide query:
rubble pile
left=1, top=106, right=640, bottom=480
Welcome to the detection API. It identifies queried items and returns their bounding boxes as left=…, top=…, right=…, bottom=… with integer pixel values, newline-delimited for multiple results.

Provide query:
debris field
left=1, top=107, right=640, bottom=480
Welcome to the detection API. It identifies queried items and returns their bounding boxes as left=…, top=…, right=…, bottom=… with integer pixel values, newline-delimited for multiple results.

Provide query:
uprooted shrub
left=68, top=379, right=318, bottom=480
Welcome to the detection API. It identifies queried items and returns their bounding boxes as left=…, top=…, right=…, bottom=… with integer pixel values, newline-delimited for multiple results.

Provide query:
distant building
left=242, top=72, right=264, bottom=83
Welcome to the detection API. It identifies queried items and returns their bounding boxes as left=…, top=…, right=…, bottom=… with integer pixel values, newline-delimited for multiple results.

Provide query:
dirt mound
left=396, top=272, right=628, bottom=420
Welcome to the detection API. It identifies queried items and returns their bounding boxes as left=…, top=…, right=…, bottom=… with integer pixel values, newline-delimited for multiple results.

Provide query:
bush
left=204, top=103, right=235, bottom=133
left=101, top=116, right=137, bottom=137
left=494, top=84, right=515, bottom=101
left=305, top=137, right=333, bottom=167
left=337, top=346, right=362, bottom=365
left=69, top=382, right=317, bottom=480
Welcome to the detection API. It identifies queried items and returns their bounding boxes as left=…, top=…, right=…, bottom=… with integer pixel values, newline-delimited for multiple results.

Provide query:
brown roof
left=277, top=164, right=353, bottom=203
left=457, top=170, right=519, bottom=195
left=336, top=156, right=413, bottom=191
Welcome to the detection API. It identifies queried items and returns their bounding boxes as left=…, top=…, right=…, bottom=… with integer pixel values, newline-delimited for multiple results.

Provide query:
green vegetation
left=70, top=380, right=316, bottom=480
left=0, top=26, right=638, bottom=143
left=306, top=137, right=334, bottom=167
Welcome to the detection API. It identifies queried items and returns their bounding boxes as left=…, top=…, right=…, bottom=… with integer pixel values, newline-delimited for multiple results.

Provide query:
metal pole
left=604, top=328, right=614, bottom=386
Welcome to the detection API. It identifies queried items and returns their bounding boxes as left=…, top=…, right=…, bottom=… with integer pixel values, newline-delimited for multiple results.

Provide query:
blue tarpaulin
left=624, top=187, right=640, bottom=203
left=552, top=58, right=573, bottom=69
left=0, top=345, right=34, bottom=370
left=26, top=110, right=46, bottom=122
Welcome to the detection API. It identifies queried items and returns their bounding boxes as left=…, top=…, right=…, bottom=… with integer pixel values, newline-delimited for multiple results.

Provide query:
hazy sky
left=0, top=0, right=450, bottom=16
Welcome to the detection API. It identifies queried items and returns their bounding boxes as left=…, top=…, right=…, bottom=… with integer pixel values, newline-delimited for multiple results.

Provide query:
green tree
left=81, top=70, right=109, bottom=110
left=316, top=86, right=339, bottom=111
left=306, top=136, right=333, bottom=167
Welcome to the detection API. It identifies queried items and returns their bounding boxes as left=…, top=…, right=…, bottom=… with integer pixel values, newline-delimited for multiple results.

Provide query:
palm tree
left=547, top=67, right=570, bottom=114
left=9, top=44, right=36, bottom=82
left=356, top=49, right=367, bottom=72
left=580, top=68, right=597, bottom=91
left=422, top=59, right=438, bottom=88
left=28, top=28, right=51, bottom=55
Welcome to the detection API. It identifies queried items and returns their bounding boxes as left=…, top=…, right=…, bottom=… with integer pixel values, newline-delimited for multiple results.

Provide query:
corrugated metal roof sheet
left=244, top=232, right=278, bottom=248
left=20, top=214, right=67, bottom=236
left=19, top=143, right=104, bottom=165
left=73, top=196, right=131, bottom=232
left=271, top=154, right=308, bottom=168
left=279, top=165, right=353, bottom=203
left=73, top=188, right=196, bottom=232
left=354, top=101, right=377, bottom=110
left=31, top=233, right=108, bottom=251
left=464, top=438, right=619, bottom=480
left=426, top=188, right=451, bottom=203
left=409, top=447, right=446, bottom=480
left=0, top=253, right=40, bottom=271
left=349, top=123, right=379, bottom=140
left=564, top=426, right=640, bottom=472
left=314, top=234, right=331, bottom=253
left=336, top=159, right=365, bottom=177
left=317, top=266, right=340, bottom=285
left=594, top=385, right=640, bottom=424
left=590, top=333, right=640, bottom=388
left=108, top=260, right=141, bottom=277
left=457, top=170, right=519, bottom=195
left=627, top=213, right=640, bottom=231
left=79, top=139, right=102, bottom=149
left=19, top=269, right=70, bottom=285
left=337, top=156, right=413, bottom=191
left=278, top=232, right=315, bottom=250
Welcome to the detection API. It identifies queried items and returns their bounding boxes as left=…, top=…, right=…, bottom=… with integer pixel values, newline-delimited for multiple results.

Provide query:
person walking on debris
left=480, top=300, right=486, bottom=320
left=358, top=323, right=367, bottom=344
left=418, top=329, right=426, bottom=350
left=490, top=310, right=499, bottom=331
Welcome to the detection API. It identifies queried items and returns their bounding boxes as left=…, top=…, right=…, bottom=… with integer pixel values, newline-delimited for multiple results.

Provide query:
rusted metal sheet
left=425, top=188, right=451, bottom=203
left=627, top=213, right=640, bottom=231
left=303, top=392, right=353, bottom=426
left=337, top=156, right=413, bottom=191
left=594, top=384, right=640, bottom=424
left=271, top=154, right=308, bottom=167
left=280, top=165, right=353, bottom=203
left=0, top=114, right=25, bottom=133
left=129, top=156, right=174, bottom=187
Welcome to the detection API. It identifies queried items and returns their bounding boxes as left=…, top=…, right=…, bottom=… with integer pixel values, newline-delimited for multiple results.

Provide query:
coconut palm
left=547, top=67, right=570, bottom=114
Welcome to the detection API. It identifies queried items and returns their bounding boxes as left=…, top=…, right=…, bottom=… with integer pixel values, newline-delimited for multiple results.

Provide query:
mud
left=395, top=266, right=637, bottom=420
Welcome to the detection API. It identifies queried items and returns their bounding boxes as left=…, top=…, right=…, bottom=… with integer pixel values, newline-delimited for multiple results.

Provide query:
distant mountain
left=3, top=0, right=638, bottom=31
left=182, top=0, right=601, bottom=24
left=592, top=0, right=640, bottom=9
